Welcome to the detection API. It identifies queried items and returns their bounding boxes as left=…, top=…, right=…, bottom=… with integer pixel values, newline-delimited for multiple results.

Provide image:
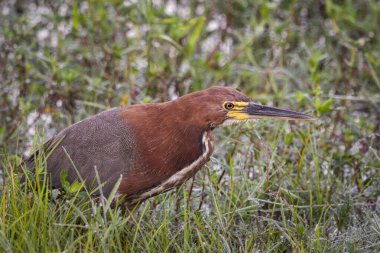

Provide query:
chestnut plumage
left=26, top=87, right=314, bottom=206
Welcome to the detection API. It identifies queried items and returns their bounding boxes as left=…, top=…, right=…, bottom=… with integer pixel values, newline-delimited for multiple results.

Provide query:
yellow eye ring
left=224, top=102, right=234, bottom=110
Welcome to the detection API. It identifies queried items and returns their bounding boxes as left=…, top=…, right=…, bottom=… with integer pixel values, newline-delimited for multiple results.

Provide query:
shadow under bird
left=26, top=87, right=315, bottom=207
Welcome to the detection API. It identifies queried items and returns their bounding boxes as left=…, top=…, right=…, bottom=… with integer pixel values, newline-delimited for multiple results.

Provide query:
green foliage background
left=0, top=0, right=379, bottom=252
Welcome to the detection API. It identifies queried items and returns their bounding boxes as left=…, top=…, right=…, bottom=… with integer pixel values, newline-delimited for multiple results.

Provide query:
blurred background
left=0, top=0, right=380, bottom=251
left=1, top=0, right=379, bottom=152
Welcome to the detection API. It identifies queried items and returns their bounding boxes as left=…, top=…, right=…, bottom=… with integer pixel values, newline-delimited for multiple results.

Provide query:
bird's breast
left=123, top=131, right=214, bottom=206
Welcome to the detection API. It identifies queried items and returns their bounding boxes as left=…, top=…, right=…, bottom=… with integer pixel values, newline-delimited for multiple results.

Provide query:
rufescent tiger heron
left=27, top=87, right=314, bottom=207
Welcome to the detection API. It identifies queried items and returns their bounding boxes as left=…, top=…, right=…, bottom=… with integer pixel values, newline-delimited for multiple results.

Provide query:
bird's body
left=27, top=87, right=314, bottom=206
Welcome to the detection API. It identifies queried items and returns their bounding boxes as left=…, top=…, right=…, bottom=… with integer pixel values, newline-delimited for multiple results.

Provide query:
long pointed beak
left=245, top=102, right=316, bottom=120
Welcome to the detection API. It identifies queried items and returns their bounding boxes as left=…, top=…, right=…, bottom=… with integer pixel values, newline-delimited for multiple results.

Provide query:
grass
left=1, top=0, right=380, bottom=252
left=1, top=121, right=379, bottom=252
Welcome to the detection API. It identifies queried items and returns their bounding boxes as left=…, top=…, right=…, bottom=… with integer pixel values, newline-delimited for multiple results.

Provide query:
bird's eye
left=224, top=102, right=235, bottom=110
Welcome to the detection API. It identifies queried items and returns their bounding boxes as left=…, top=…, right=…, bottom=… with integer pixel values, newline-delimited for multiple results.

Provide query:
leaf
left=284, top=132, right=294, bottom=145
left=69, top=181, right=82, bottom=193
left=314, top=98, right=334, bottom=114
left=313, top=97, right=321, bottom=109
left=60, top=170, right=70, bottom=190
left=185, top=17, right=205, bottom=57
left=295, top=91, right=304, bottom=103
left=319, top=99, right=334, bottom=114
left=72, top=2, right=79, bottom=31
left=157, top=34, right=183, bottom=51
left=60, top=170, right=83, bottom=194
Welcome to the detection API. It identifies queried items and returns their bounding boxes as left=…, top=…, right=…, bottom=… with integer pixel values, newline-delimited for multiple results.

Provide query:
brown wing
left=29, top=107, right=136, bottom=196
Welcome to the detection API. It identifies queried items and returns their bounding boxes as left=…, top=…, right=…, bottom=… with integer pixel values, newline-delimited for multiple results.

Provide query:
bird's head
left=176, top=86, right=315, bottom=131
